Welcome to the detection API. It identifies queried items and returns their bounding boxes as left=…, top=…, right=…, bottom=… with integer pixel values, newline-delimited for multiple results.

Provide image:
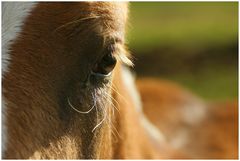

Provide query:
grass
left=163, top=66, right=238, bottom=101
left=127, top=2, right=238, bottom=53
left=127, top=2, right=238, bottom=100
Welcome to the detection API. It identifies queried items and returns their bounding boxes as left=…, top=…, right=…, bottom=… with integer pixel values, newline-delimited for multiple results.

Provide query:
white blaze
left=2, top=2, right=36, bottom=155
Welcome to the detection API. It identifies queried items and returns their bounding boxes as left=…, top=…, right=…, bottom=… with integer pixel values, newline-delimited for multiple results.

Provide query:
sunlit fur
left=2, top=2, right=237, bottom=159
left=2, top=2, right=129, bottom=158
left=2, top=2, right=162, bottom=159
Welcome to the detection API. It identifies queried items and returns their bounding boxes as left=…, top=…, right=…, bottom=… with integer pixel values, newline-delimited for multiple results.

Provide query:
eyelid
left=106, top=44, right=116, bottom=54
left=103, top=37, right=133, bottom=66
left=91, top=70, right=112, bottom=78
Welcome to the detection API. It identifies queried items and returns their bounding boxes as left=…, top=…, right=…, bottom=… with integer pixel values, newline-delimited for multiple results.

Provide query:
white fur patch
left=2, top=2, right=36, bottom=155
left=2, top=2, right=36, bottom=73
left=121, top=65, right=165, bottom=143
left=171, top=98, right=206, bottom=149
left=169, top=130, right=188, bottom=149
left=181, top=99, right=206, bottom=125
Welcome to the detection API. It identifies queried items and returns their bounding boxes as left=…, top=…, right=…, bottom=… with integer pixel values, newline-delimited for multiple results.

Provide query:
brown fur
left=137, top=78, right=238, bottom=159
left=3, top=2, right=127, bottom=159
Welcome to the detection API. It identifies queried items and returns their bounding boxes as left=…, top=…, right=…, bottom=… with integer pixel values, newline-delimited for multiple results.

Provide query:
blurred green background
left=127, top=2, right=238, bottom=101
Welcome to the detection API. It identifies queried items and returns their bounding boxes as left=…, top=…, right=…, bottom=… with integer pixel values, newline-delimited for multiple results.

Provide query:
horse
left=2, top=2, right=164, bottom=159
left=137, top=78, right=238, bottom=159
left=2, top=2, right=238, bottom=159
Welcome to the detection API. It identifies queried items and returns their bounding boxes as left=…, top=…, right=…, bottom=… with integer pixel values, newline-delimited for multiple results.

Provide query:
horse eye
left=92, top=52, right=117, bottom=76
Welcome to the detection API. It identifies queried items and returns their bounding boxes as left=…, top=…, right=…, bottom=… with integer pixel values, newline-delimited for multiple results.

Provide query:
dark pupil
left=93, top=50, right=117, bottom=75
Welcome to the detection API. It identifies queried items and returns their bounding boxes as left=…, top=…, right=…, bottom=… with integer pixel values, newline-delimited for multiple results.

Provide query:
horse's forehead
left=59, top=2, right=129, bottom=40
left=28, top=2, right=128, bottom=47
left=35, top=2, right=129, bottom=31
left=87, top=2, right=129, bottom=39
